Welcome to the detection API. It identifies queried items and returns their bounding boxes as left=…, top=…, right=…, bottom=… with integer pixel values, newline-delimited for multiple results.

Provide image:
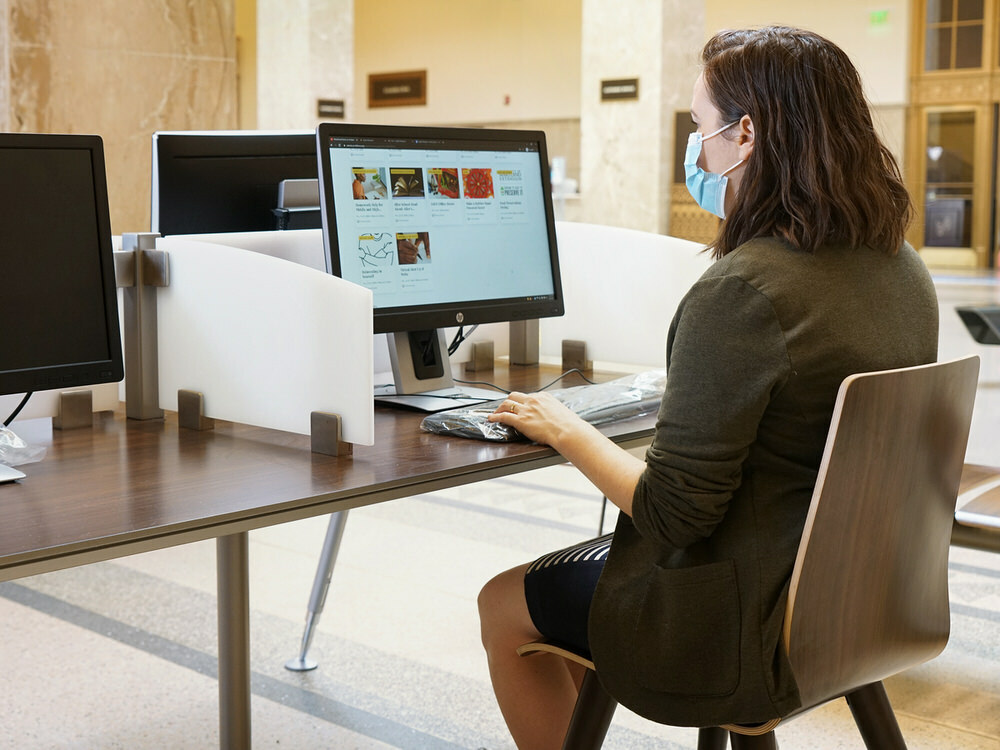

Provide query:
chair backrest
left=784, top=356, right=980, bottom=709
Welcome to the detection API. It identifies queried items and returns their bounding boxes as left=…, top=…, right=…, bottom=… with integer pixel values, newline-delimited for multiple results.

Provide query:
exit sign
left=869, top=9, right=890, bottom=26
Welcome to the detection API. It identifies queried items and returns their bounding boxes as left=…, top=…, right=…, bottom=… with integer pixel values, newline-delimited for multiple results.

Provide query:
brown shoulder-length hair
left=701, top=26, right=912, bottom=259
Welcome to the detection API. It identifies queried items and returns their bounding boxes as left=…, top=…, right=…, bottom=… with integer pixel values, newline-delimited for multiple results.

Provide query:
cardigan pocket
left=630, top=559, right=741, bottom=696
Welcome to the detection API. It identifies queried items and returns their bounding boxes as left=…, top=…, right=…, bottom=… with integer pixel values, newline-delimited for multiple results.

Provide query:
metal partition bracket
left=53, top=390, right=94, bottom=430
left=119, top=233, right=165, bottom=421
left=562, top=339, right=593, bottom=373
left=178, top=389, right=215, bottom=431
left=510, top=319, right=539, bottom=366
left=310, top=412, right=353, bottom=457
left=113, top=251, right=135, bottom=288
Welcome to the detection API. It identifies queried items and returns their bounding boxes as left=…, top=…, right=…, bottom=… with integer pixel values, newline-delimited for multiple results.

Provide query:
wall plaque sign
left=317, top=99, right=345, bottom=118
left=369, top=71, right=427, bottom=108
left=601, top=78, right=639, bottom=101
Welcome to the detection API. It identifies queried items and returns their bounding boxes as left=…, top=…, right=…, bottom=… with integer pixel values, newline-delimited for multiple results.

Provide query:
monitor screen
left=151, top=130, right=320, bottom=235
left=316, top=123, right=564, bottom=335
left=0, top=133, right=124, bottom=397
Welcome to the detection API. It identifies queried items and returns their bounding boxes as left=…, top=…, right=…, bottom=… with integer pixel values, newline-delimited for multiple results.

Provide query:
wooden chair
left=518, top=356, right=981, bottom=749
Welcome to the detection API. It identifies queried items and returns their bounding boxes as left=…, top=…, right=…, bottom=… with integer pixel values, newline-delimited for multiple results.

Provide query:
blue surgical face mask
left=684, top=121, right=744, bottom=219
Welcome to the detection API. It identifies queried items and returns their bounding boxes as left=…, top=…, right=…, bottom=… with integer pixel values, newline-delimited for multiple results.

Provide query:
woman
left=478, top=26, right=939, bottom=749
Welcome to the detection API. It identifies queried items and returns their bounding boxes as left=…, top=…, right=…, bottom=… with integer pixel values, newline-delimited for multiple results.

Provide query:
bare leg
left=478, top=563, right=584, bottom=750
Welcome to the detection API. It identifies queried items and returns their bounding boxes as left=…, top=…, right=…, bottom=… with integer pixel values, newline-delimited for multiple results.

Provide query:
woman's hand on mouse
left=487, top=391, right=587, bottom=449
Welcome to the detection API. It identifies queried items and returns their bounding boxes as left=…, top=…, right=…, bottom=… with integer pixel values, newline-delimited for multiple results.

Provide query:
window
left=923, top=110, right=976, bottom=247
left=925, top=0, right=985, bottom=70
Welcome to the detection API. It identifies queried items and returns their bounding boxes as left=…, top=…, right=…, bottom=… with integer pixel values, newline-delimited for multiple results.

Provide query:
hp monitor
left=316, top=123, right=563, bottom=406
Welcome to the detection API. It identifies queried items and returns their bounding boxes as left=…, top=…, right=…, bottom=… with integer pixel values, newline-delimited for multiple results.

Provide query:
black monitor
left=316, top=123, right=564, bottom=405
left=151, top=130, right=321, bottom=235
left=956, top=305, right=1000, bottom=345
left=0, top=133, right=124, bottom=398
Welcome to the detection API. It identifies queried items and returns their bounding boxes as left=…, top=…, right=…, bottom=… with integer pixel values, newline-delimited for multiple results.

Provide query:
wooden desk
left=0, top=364, right=656, bottom=749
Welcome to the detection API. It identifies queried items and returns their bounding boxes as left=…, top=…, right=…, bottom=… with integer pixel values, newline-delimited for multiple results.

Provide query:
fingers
left=490, top=393, right=527, bottom=421
left=500, top=399, right=520, bottom=415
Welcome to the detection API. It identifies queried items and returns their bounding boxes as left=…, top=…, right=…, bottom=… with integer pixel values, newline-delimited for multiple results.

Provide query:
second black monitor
left=151, top=130, right=320, bottom=235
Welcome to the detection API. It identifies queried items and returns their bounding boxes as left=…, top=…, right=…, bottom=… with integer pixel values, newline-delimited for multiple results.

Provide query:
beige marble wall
left=579, top=0, right=704, bottom=234
left=353, top=0, right=579, bottom=126
left=2, top=0, right=237, bottom=233
left=0, top=0, right=8, bottom=131
left=256, top=0, right=353, bottom=130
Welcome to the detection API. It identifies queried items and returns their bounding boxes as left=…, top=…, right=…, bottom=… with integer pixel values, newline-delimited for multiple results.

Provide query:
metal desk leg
left=218, top=532, right=251, bottom=750
left=285, top=510, right=349, bottom=671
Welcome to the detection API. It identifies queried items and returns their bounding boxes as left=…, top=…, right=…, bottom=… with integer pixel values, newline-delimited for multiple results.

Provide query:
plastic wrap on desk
left=420, top=370, right=666, bottom=442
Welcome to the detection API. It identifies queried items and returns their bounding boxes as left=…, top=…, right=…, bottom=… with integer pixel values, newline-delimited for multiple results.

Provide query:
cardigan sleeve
left=631, top=274, right=791, bottom=549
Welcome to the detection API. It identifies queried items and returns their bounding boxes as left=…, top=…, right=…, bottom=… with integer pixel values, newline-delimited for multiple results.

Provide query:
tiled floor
left=1, top=272, right=999, bottom=749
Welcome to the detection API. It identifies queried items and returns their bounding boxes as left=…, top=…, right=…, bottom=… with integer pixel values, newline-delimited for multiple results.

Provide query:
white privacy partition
left=155, top=235, right=375, bottom=446
left=541, top=221, right=712, bottom=369
left=173, top=228, right=327, bottom=272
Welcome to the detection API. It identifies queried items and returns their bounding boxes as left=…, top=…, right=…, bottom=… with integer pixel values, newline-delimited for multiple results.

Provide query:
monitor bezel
left=151, top=129, right=318, bottom=236
left=0, top=133, right=124, bottom=398
left=315, top=122, right=564, bottom=335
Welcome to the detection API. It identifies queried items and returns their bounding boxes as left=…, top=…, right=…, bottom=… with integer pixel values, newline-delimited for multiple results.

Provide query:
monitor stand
left=0, top=463, right=26, bottom=483
left=375, top=329, right=501, bottom=412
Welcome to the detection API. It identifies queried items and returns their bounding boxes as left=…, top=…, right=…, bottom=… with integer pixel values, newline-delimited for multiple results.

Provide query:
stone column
left=0, top=0, right=237, bottom=233
left=0, top=0, right=9, bottom=132
left=256, top=0, right=353, bottom=130
left=579, top=0, right=704, bottom=234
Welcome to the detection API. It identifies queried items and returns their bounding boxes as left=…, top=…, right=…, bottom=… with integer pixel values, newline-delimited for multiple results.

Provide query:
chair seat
left=516, top=639, right=783, bottom=737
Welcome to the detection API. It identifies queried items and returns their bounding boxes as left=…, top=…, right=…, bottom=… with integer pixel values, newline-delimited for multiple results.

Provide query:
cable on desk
left=453, top=368, right=597, bottom=399
left=3, top=392, right=33, bottom=427
left=536, top=368, right=599, bottom=392
left=452, top=377, right=509, bottom=395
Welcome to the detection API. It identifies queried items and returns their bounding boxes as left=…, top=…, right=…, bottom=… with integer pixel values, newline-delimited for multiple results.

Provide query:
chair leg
left=561, top=669, right=617, bottom=750
left=845, top=681, right=907, bottom=750
left=729, top=731, right=778, bottom=750
left=697, top=726, right=729, bottom=750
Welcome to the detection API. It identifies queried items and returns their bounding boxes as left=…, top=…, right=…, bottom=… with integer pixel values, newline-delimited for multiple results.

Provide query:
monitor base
left=0, top=463, right=26, bottom=483
left=374, top=385, right=501, bottom=413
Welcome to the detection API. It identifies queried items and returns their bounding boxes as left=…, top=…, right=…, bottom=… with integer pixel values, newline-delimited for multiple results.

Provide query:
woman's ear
left=737, top=114, right=755, bottom=161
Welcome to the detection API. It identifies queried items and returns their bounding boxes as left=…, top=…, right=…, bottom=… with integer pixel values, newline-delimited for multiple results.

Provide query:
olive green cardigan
left=588, top=238, right=939, bottom=727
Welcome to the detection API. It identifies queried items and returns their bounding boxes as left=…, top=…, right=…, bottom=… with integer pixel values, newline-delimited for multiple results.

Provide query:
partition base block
left=311, top=412, right=353, bottom=457
left=562, top=339, right=593, bottom=372
left=53, top=390, right=94, bottom=430
left=465, top=340, right=495, bottom=373
left=178, top=389, right=215, bottom=431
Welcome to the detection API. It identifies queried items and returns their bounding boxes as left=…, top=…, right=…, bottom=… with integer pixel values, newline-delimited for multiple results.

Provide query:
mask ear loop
left=720, top=159, right=744, bottom=176
left=699, top=120, right=740, bottom=143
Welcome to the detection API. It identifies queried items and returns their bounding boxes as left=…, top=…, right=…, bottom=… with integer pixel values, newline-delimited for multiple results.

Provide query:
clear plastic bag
left=0, top=425, right=47, bottom=467
left=420, top=370, right=666, bottom=442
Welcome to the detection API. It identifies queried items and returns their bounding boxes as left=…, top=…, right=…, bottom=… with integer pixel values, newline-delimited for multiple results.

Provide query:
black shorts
left=523, top=534, right=613, bottom=655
